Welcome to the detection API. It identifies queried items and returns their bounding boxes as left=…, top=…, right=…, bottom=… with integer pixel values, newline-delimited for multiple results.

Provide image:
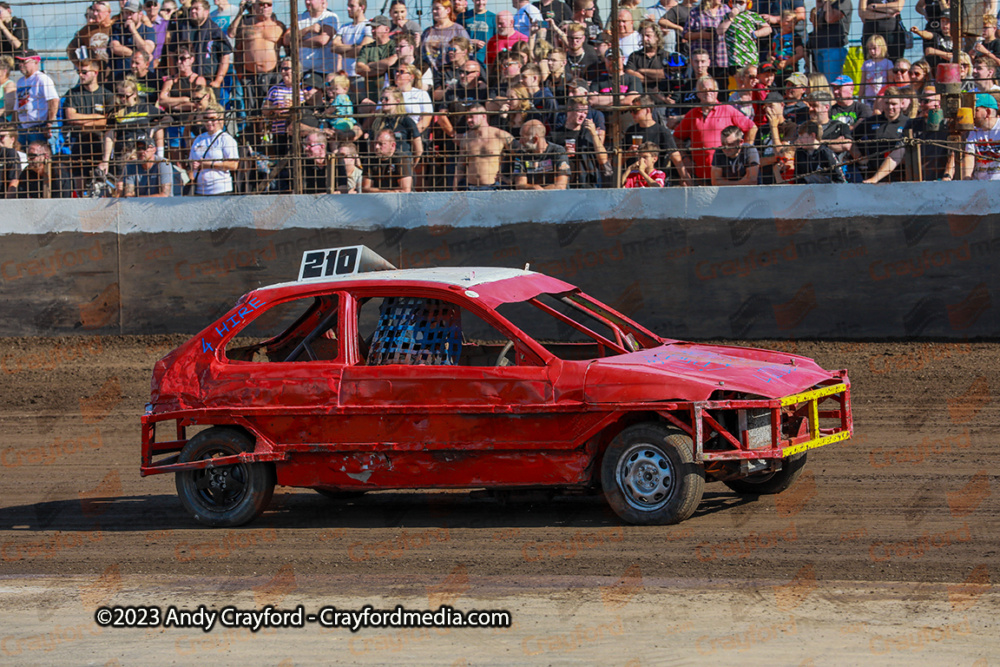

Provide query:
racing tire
left=723, top=452, right=808, bottom=495
left=175, top=427, right=275, bottom=527
left=314, top=489, right=367, bottom=500
left=601, top=423, right=705, bottom=525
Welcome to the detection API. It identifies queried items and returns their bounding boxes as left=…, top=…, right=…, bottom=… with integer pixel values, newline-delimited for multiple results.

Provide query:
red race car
left=141, top=246, right=852, bottom=527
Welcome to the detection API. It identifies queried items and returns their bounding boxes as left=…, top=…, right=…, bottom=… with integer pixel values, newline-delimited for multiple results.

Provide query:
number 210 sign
left=297, top=245, right=397, bottom=282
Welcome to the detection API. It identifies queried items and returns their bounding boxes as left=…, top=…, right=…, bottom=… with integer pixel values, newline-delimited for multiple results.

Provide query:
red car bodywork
left=141, top=266, right=852, bottom=497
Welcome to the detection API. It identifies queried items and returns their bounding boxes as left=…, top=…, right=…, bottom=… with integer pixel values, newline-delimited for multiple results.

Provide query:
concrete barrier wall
left=0, top=182, right=996, bottom=338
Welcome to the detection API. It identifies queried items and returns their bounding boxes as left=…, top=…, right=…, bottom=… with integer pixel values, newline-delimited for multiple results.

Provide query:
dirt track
left=1, top=336, right=997, bottom=665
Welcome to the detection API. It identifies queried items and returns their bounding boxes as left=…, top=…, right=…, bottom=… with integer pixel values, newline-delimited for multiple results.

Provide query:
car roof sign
left=298, top=245, right=397, bottom=282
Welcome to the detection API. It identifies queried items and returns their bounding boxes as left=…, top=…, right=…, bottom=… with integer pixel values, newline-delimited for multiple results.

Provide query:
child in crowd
left=771, top=10, right=804, bottom=86
left=975, top=15, right=1000, bottom=69
left=622, top=142, right=665, bottom=187
left=773, top=143, right=796, bottom=184
left=326, top=75, right=357, bottom=134
left=334, top=142, right=363, bottom=194
left=861, top=35, right=893, bottom=105
left=911, top=14, right=953, bottom=72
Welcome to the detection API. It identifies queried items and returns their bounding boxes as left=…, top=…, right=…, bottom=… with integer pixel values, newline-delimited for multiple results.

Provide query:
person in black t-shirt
left=830, top=74, right=873, bottom=129
left=433, top=35, right=475, bottom=101
left=534, top=0, right=573, bottom=44
left=562, top=22, right=601, bottom=81
left=63, top=59, right=116, bottom=184
left=16, top=141, right=75, bottom=198
left=860, top=0, right=905, bottom=61
left=625, top=20, right=666, bottom=87
left=109, top=0, right=155, bottom=82
left=513, top=119, right=571, bottom=189
left=548, top=96, right=609, bottom=187
left=622, top=94, right=690, bottom=184
left=662, top=0, right=694, bottom=56
left=566, top=0, right=603, bottom=46
left=782, top=72, right=809, bottom=124
left=658, top=51, right=696, bottom=122
left=443, top=60, right=490, bottom=110
left=129, top=50, right=163, bottom=104
left=367, top=88, right=423, bottom=158
left=711, top=124, right=760, bottom=185
left=809, top=0, right=851, bottom=81
left=915, top=0, right=946, bottom=32
left=588, top=52, right=644, bottom=107
left=755, top=91, right=786, bottom=184
left=363, top=129, right=413, bottom=192
left=972, top=16, right=1000, bottom=70
left=167, top=0, right=232, bottom=88
left=913, top=14, right=953, bottom=72
left=807, top=89, right=852, bottom=166
left=0, top=2, right=28, bottom=58
left=853, top=86, right=909, bottom=183
left=543, top=49, right=572, bottom=105
left=300, top=131, right=332, bottom=194
left=792, top=120, right=845, bottom=183
left=0, top=142, right=19, bottom=195
left=907, top=85, right=952, bottom=181
left=98, top=77, right=164, bottom=176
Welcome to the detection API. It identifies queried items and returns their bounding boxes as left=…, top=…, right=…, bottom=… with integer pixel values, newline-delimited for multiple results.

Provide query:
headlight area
left=692, top=382, right=852, bottom=481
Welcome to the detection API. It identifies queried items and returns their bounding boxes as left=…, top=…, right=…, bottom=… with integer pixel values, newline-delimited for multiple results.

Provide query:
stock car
left=141, top=246, right=853, bottom=527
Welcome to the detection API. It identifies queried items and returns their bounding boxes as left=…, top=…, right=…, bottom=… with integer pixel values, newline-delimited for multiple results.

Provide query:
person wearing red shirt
left=486, top=10, right=527, bottom=64
left=675, top=75, right=756, bottom=184
left=622, top=141, right=666, bottom=187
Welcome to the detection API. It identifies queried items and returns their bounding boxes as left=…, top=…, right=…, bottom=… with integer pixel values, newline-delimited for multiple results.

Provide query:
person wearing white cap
left=14, top=50, right=58, bottom=147
left=962, top=93, right=1000, bottom=180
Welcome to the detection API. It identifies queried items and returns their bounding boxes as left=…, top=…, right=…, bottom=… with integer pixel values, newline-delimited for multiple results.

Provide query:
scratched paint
left=140, top=268, right=852, bottom=525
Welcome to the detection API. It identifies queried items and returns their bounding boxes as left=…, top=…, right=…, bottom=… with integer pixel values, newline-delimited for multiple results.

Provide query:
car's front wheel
left=175, top=427, right=275, bottom=527
left=724, top=452, right=807, bottom=495
left=601, top=423, right=705, bottom=525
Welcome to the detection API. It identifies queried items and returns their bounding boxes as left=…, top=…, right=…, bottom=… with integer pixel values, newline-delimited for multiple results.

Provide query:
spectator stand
left=1, top=0, right=996, bottom=197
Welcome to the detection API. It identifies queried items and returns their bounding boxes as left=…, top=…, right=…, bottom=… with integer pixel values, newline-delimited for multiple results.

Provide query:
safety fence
left=0, top=0, right=997, bottom=196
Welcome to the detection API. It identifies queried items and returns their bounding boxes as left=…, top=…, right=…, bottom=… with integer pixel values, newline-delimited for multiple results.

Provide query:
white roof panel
left=263, top=266, right=535, bottom=292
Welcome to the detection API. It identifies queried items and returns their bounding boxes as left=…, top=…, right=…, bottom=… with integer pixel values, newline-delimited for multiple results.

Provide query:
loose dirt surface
left=1, top=336, right=997, bottom=665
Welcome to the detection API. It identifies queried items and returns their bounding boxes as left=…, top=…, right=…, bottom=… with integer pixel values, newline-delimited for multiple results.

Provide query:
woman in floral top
left=684, top=0, right=732, bottom=90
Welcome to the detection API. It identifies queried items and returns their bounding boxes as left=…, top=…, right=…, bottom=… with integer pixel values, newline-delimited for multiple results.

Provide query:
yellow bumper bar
left=778, top=383, right=850, bottom=456
left=779, top=383, right=848, bottom=407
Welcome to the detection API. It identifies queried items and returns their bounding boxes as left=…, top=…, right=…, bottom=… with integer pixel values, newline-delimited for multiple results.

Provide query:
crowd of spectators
left=2, top=0, right=1000, bottom=197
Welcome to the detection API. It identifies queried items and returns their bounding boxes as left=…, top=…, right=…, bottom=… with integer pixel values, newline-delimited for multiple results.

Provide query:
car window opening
left=357, top=295, right=518, bottom=367
left=226, top=295, right=340, bottom=363
left=496, top=292, right=649, bottom=360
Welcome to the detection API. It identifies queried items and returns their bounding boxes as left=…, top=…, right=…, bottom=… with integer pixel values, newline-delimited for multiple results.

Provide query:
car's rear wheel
left=724, top=452, right=807, bottom=495
left=601, top=423, right=705, bottom=525
left=175, top=427, right=275, bottom=527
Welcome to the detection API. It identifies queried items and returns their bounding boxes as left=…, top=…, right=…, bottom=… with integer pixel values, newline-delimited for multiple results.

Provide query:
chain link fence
left=0, top=0, right=997, bottom=196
